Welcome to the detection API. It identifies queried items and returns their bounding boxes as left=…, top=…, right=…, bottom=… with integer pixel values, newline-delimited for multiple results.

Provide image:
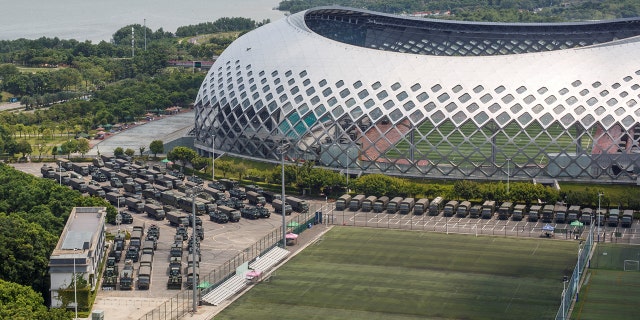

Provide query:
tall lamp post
left=597, top=192, right=603, bottom=242
left=211, top=135, right=215, bottom=181
left=277, top=143, right=290, bottom=248
left=562, top=275, right=569, bottom=320
left=506, top=158, right=511, bottom=194
left=186, top=186, right=203, bottom=313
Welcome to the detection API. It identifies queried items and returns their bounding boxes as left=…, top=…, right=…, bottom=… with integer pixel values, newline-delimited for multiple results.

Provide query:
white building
left=49, top=207, right=106, bottom=308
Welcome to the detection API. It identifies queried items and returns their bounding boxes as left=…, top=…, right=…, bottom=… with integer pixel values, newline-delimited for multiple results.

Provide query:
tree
left=453, top=180, right=480, bottom=200
left=167, top=146, right=196, bottom=169
left=191, top=155, right=209, bottom=171
left=60, top=140, right=78, bottom=159
left=113, top=147, right=124, bottom=157
left=76, top=138, right=90, bottom=157
left=15, top=140, right=32, bottom=158
left=138, top=146, right=146, bottom=157
left=124, top=148, right=135, bottom=158
left=149, top=140, right=164, bottom=158
left=0, top=279, right=70, bottom=319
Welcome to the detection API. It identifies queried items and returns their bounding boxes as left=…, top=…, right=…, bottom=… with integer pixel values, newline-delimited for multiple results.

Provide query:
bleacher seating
left=249, top=246, right=290, bottom=272
left=201, top=275, right=247, bottom=306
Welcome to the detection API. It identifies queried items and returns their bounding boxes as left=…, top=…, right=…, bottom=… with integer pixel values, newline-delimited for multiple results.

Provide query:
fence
left=138, top=210, right=315, bottom=320
left=555, top=225, right=594, bottom=320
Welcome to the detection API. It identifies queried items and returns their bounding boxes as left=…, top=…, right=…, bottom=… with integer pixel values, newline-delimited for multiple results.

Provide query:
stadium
left=193, top=6, right=640, bottom=182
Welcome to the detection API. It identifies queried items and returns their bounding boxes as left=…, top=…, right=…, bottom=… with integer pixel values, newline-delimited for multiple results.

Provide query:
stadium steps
left=201, top=274, right=248, bottom=306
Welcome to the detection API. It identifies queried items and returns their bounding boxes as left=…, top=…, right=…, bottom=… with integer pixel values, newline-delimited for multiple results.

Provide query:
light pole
left=58, top=161, right=62, bottom=186
left=562, top=275, right=569, bottom=320
left=73, top=248, right=79, bottom=320
left=211, top=135, right=215, bottom=181
left=597, top=192, right=603, bottom=242
left=506, top=158, right=511, bottom=194
left=187, top=186, right=202, bottom=313
left=277, top=143, right=290, bottom=248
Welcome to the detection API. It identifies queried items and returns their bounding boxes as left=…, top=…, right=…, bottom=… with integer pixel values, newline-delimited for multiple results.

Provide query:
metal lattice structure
left=194, top=6, right=640, bottom=182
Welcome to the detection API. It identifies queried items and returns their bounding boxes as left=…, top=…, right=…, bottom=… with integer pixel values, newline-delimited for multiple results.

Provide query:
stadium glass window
left=539, top=113, right=554, bottom=126
left=581, top=114, right=595, bottom=126
left=496, top=111, right=511, bottom=125
left=290, top=86, right=299, bottom=95
left=311, top=96, right=320, bottom=105
left=261, top=78, right=267, bottom=85
left=620, top=91, right=628, bottom=98
left=579, top=89, right=589, bottom=96
left=516, top=86, right=527, bottom=94
left=566, top=96, right=578, bottom=105
left=276, top=85, right=284, bottom=94
left=553, top=105, right=565, bottom=114
left=494, top=85, right=506, bottom=94
left=303, top=79, right=311, bottom=86
left=332, top=106, right=344, bottom=117
left=532, top=104, right=544, bottom=114
left=335, top=80, right=344, bottom=88
left=622, top=115, right=634, bottom=127
left=410, top=110, right=424, bottom=123
left=288, top=78, right=295, bottom=85
left=377, top=90, right=388, bottom=100
left=250, top=84, right=257, bottom=92
left=425, top=102, right=436, bottom=112
left=452, top=85, right=463, bottom=93
left=252, top=92, right=259, bottom=100
left=636, top=70, right=640, bottom=75
left=358, top=89, right=369, bottom=99
left=417, top=92, right=429, bottom=102
left=452, top=111, right=467, bottom=124
left=370, top=107, right=383, bottom=120
left=510, top=103, right=523, bottom=114
left=299, top=103, right=309, bottom=115
left=474, top=111, right=489, bottom=125
left=572, top=80, right=582, bottom=87
left=237, top=77, right=244, bottom=84
left=315, top=104, right=326, bottom=116
left=458, top=93, right=471, bottom=103
left=259, top=70, right=265, bottom=77
left=390, top=109, right=404, bottom=122
left=473, top=85, right=484, bottom=93
left=517, top=112, right=532, bottom=125
left=364, top=99, right=375, bottom=109
left=346, top=98, right=356, bottom=108
left=353, top=80, right=363, bottom=89
left=328, top=97, right=338, bottom=106
left=594, top=106, right=606, bottom=115
left=242, top=99, right=250, bottom=109
left=350, top=107, right=363, bottom=119
left=340, top=88, right=351, bottom=98
left=545, top=95, right=557, bottom=105
left=271, top=71, right=278, bottom=77
left=574, top=105, right=586, bottom=115
left=560, top=114, right=575, bottom=126
left=282, top=102, right=293, bottom=114
left=319, top=79, right=327, bottom=87
left=372, top=81, right=382, bottom=90
left=431, top=84, right=442, bottom=92
left=537, top=87, right=548, bottom=94
left=322, top=87, right=332, bottom=97
left=391, top=82, right=401, bottom=91
left=285, top=70, right=292, bottom=77
left=628, top=99, right=637, bottom=107
left=295, top=95, right=303, bottom=103
left=396, top=91, right=408, bottom=101
left=437, top=93, right=450, bottom=103
left=607, top=98, right=618, bottom=107
left=299, top=70, right=307, bottom=77
left=523, top=95, right=536, bottom=104
left=403, top=101, right=416, bottom=111
left=600, top=90, right=609, bottom=97
left=249, top=77, right=255, bottom=84
left=306, top=87, right=315, bottom=95
left=466, top=102, right=479, bottom=113
left=592, top=81, right=601, bottom=88
left=615, top=107, right=625, bottom=116
left=383, top=100, right=395, bottom=110
left=502, top=94, right=515, bottom=104
left=227, top=83, right=233, bottom=91
left=559, top=88, right=569, bottom=95
left=601, top=115, right=615, bottom=127
left=411, top=83, right=421, bottom=92
left=633, top=84, right=640, bottom=90
left=612, top=83, right=621, bottom=89
left=265, top=93, right=273, bottom=101
left=624, top=76, right=632, bottom=82
left=488, top=103, right=502, bottom=114
left=268, top=101, right=277, bottom=112
left=480, top=93, right=493, bottom=104
left=240, top=91, right=247, bottom=99
left=587, top=97, right=598, bottom=106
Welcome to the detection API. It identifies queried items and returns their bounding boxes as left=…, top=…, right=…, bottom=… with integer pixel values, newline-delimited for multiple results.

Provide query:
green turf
left=572, top=244, right=640, bottom=320
left=216, top=228, right=577, bottom=320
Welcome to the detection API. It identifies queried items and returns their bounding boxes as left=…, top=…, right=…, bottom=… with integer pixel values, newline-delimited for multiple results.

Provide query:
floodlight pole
left=211, top=135, right=215, bottom=181
left=562, top=280, right=566, bottom=320
left=346, top=148, right=350, bottom=193
left=186, top=186, right=202, bottom=313
left=597, top=192, right=603, bottom=242
left=506, top=158, right=511, bottom=194
left=73, top=248, right=78, bottom=320
left=278, top=143, right=290, bottom=248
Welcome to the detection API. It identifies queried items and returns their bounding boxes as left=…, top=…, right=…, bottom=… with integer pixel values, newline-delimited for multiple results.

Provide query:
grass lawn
left=572, top=244, right=640, bottom=320
left=216, top=228, right=577, bottom=320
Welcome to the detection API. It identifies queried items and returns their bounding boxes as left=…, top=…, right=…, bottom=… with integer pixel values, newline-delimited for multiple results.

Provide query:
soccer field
left=216, top=227, right=578, bottom=320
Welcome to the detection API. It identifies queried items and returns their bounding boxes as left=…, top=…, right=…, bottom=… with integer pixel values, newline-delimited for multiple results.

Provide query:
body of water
left=2, top=0, right=285, bottom=42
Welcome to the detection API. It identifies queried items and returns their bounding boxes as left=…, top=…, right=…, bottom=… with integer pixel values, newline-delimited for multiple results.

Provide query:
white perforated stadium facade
left=194, top=7, right=640, bottom=182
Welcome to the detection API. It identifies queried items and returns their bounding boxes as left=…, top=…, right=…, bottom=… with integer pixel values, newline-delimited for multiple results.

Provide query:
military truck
left=386, top=197, right=403, bottom=214
left=456, top=201, right=471, bottom=218
left=361, top=196, right=378, bottom=212
left=119, top=260, right=134, bottom=290
left=229, top=187, right=247, bottom=200
left=246, top=191, right=266, bottom=206
left=349, top=194, right=366, bottom=211
left=607, top=208, right=620, bottom=227
left=469, top=205, right=482, bottom=218
left=185, top=266, right=199, bottom=289
left=579, top=208, right=593, bottom=225
left=512, top=204, right=527, bottom=221
left=209, top=210, right=229, bottom=223
left=481, top=200, right=496, bottom=219
left=240, top=206, right=261, bottom=219
left=414, top=198, right=430, bottom=215
left=428, top=197, right=444, bottom=216
left=256, top=205, right=270, bottom=218
left=69, top=178, right=87, bottom=193
left=555, top=204, right=568, bottom=223
left=167, top=265, right=182, bottom=290
left=218, top=205, right=241, bottom=222
left=335, top=194, right=351, bottom=211
left=497, top=202, right=514, bottom=220
left=443, top=200, right=459, bottom=217
left=567, top=206, right=581, bottom=223
left=71, top=163, right=90, bottom=176
left=87, top=184, right=106, bottom=198
left=166, top=211, right=189, bottom=226
left=106, top=192, right=125, bottom=206
left=621, top=210, right=634, bottom=228
left=137, top=265, right=152, bottom=290
left=144, top=203, right=165, bottom=221
left=529, top=205, right=543, bottom=222
left=541, top=204, right=555, bottom=223
left=373, top=196, right=390, bottom=213
left=102, top=256, right=118, bottom=289
left=272, top=199, right=292, bottom=215
left=125, top=197, right=144, bottom=213
left=287, top=196, right=308, bottom=213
